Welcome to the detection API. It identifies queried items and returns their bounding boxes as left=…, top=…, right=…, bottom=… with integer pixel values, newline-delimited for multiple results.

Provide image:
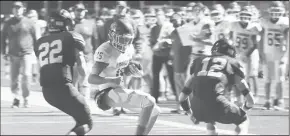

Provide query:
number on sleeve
left=38, top=40, right=63, bottom=67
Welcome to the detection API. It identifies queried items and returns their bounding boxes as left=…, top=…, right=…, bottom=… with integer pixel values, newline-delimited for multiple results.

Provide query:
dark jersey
left=34, top=31, right=85, bottom=87
left=185, top=55, right=245, bottom=99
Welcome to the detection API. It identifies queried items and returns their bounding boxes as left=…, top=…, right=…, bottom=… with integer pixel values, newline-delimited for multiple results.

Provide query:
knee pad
left=94, top=88, right=112, bottom=111
left=141, top=95, right=156, bottom=109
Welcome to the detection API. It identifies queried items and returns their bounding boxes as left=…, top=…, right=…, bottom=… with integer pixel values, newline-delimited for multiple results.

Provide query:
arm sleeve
left=93, top=45, right=110, bottom=63
left=71, top=32, right=86, bottom=52
left=149, top=25, right=158, bottom=47
left=1, top=21, right=9, bottom=54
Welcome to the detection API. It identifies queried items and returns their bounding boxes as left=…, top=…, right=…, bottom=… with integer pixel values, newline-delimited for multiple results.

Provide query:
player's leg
left=216, top=98, right=249, bottom=135
left=104, top=87, right=161, bottom=135
left=21, top=54, right=33, bottom=108
left=273, top=60, right=286, bottom=110
left=264, top=61, right=274, bottom=110
left=206, top=122, right=218, bottom=135
left=9, top=55, right=21, bottom=108
left=42, top=84, right=93, bottom=135
left=151, top=55, right=166, bottom=103
left=249, top=49, right=259, bottom=98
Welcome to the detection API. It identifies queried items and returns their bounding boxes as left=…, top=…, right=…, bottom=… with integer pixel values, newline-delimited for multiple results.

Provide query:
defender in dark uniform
left=34, top=9, right=93, bottom=135
left=179, top=39, right=255, bottom=135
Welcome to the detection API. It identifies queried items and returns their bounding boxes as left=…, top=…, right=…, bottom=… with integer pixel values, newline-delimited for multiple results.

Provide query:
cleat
left=23, top=99, right=30, bottom=108
left=262, top=101, right=271, bottom=110
left=120, top=108, right=127, bottom=114
left=170, top=109, right=183, bottom=114
left=113, top=109, right=121, bottom=116
left=273, top=99, right=286, bottom=111
left=11, top=98, right=20, bottom=108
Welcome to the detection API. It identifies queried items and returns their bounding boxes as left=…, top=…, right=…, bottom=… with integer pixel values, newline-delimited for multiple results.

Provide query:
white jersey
left=230, top=21, right=262, bottom=57
left=180, top=18, right=215, bottom=55
left=212, top=20, right=232, bottom=42
left=93, top=41, right=135, bottom=90
left=260, top=17, right=289, bottom=61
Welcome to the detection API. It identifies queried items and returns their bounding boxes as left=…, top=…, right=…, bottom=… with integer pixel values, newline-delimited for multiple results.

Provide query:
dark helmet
left=211, top=38, right=237, bottom=58
left=48, top=9, right=75, bottom=32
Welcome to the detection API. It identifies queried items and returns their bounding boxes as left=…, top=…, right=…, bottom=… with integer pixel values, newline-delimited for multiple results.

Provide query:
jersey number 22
left=38, top=39, right=63, bottom=67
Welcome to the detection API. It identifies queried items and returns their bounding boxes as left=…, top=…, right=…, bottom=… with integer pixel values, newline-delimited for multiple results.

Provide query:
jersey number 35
left=38, top=39, right=63, bottom=67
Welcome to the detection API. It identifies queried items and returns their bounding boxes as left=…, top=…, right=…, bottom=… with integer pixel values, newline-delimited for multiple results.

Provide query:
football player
left=229, top=6, right=262, bottom=106
left=73, top=3, right=99, bottom=110
left=225, top=2, right=241, bottom=22
left=210, top=4, right=233, bottom=100
left=210, top=4, right=232, bottom=42
left=34, top=9, right=93, bottom=135
left=259, top=1, right=289, bottom=110
left=88, top=18, right=161, bottom=135
left=185, top=2, right=215, bottom=77
left=179, top=38, right=255, bottom=135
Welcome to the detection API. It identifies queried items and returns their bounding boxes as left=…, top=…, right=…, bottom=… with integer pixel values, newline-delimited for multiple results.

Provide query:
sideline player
left=179, top=38, right=255, bottom=135
left=88, top=18, right=160, bottom=135
left=260, top=1, right=289, bottom=110
left=34, top=9, right=93, bottom=135
left=210, top=4, right=233, bottom=100
left=229, top=6, right=262, bottom=106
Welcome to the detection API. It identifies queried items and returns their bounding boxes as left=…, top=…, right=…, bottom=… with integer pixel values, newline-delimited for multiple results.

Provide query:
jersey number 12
left=197, top=57, right=227, bottom=78
left=38, top=39, right=63, bottom=67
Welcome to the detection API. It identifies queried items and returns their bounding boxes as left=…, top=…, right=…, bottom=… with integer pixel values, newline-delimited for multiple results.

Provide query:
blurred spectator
left=39, top=8, right=47, bottom=20
left=144, top=8, right=157, bottom=29
left=26, top=9, right=47, bottom=36
left=225, top=1, right=241, bottom=22
left=73, top=3, right=99, bottom=104
left=150, top=10, right=176, bottom=103
left=1, top=1, right=41, bottom=108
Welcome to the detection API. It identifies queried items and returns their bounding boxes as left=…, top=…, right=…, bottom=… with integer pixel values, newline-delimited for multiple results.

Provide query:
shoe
left=113, top=109, right=121, bottom=116
left=120, top=108, right=127, bottom=114
left=273, top=99, right=286, bottom=111
left=262, top=101, right=271, bottom=110
left=11, top=98, right=20, bottom=108
left=170, top=109, right=183, bottom=114
left=23, top=99, right=30, bottom=108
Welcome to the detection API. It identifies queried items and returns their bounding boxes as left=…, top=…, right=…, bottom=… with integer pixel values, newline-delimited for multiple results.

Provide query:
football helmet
left=239, top=6, right=254, bottom=24
left=212, top=38, right=236, bottom=58
left=268, top=1, right=285, bottom=20
left=108, top=18, right=134, bottom=53
left=211, top=4, right=225, bottom=23
left=226, top=2, right=241, bottom=16
left=48, top=9, right=74, bottom=32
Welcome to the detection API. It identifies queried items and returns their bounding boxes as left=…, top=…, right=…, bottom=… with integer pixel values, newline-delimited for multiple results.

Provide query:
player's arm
left=232, top=62, right=255, bottom=110
left=179, top=74, right=195, bottom=112
left=258, top=28, right=266, bottom=63
left=1, top=20, right=9, bottom=55
left=246, top=24, right=262, bottom=57
left=31, top=21, right=42, bottom=42
left=179, top=60, right=197, bottom=113
left=88, top=49, right=120, bottom=85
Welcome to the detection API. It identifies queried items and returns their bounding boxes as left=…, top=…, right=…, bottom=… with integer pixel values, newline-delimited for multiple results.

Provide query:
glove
left=94, top=88, right=112, bottom=111
left=123, top=61, right=144, bottom=77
